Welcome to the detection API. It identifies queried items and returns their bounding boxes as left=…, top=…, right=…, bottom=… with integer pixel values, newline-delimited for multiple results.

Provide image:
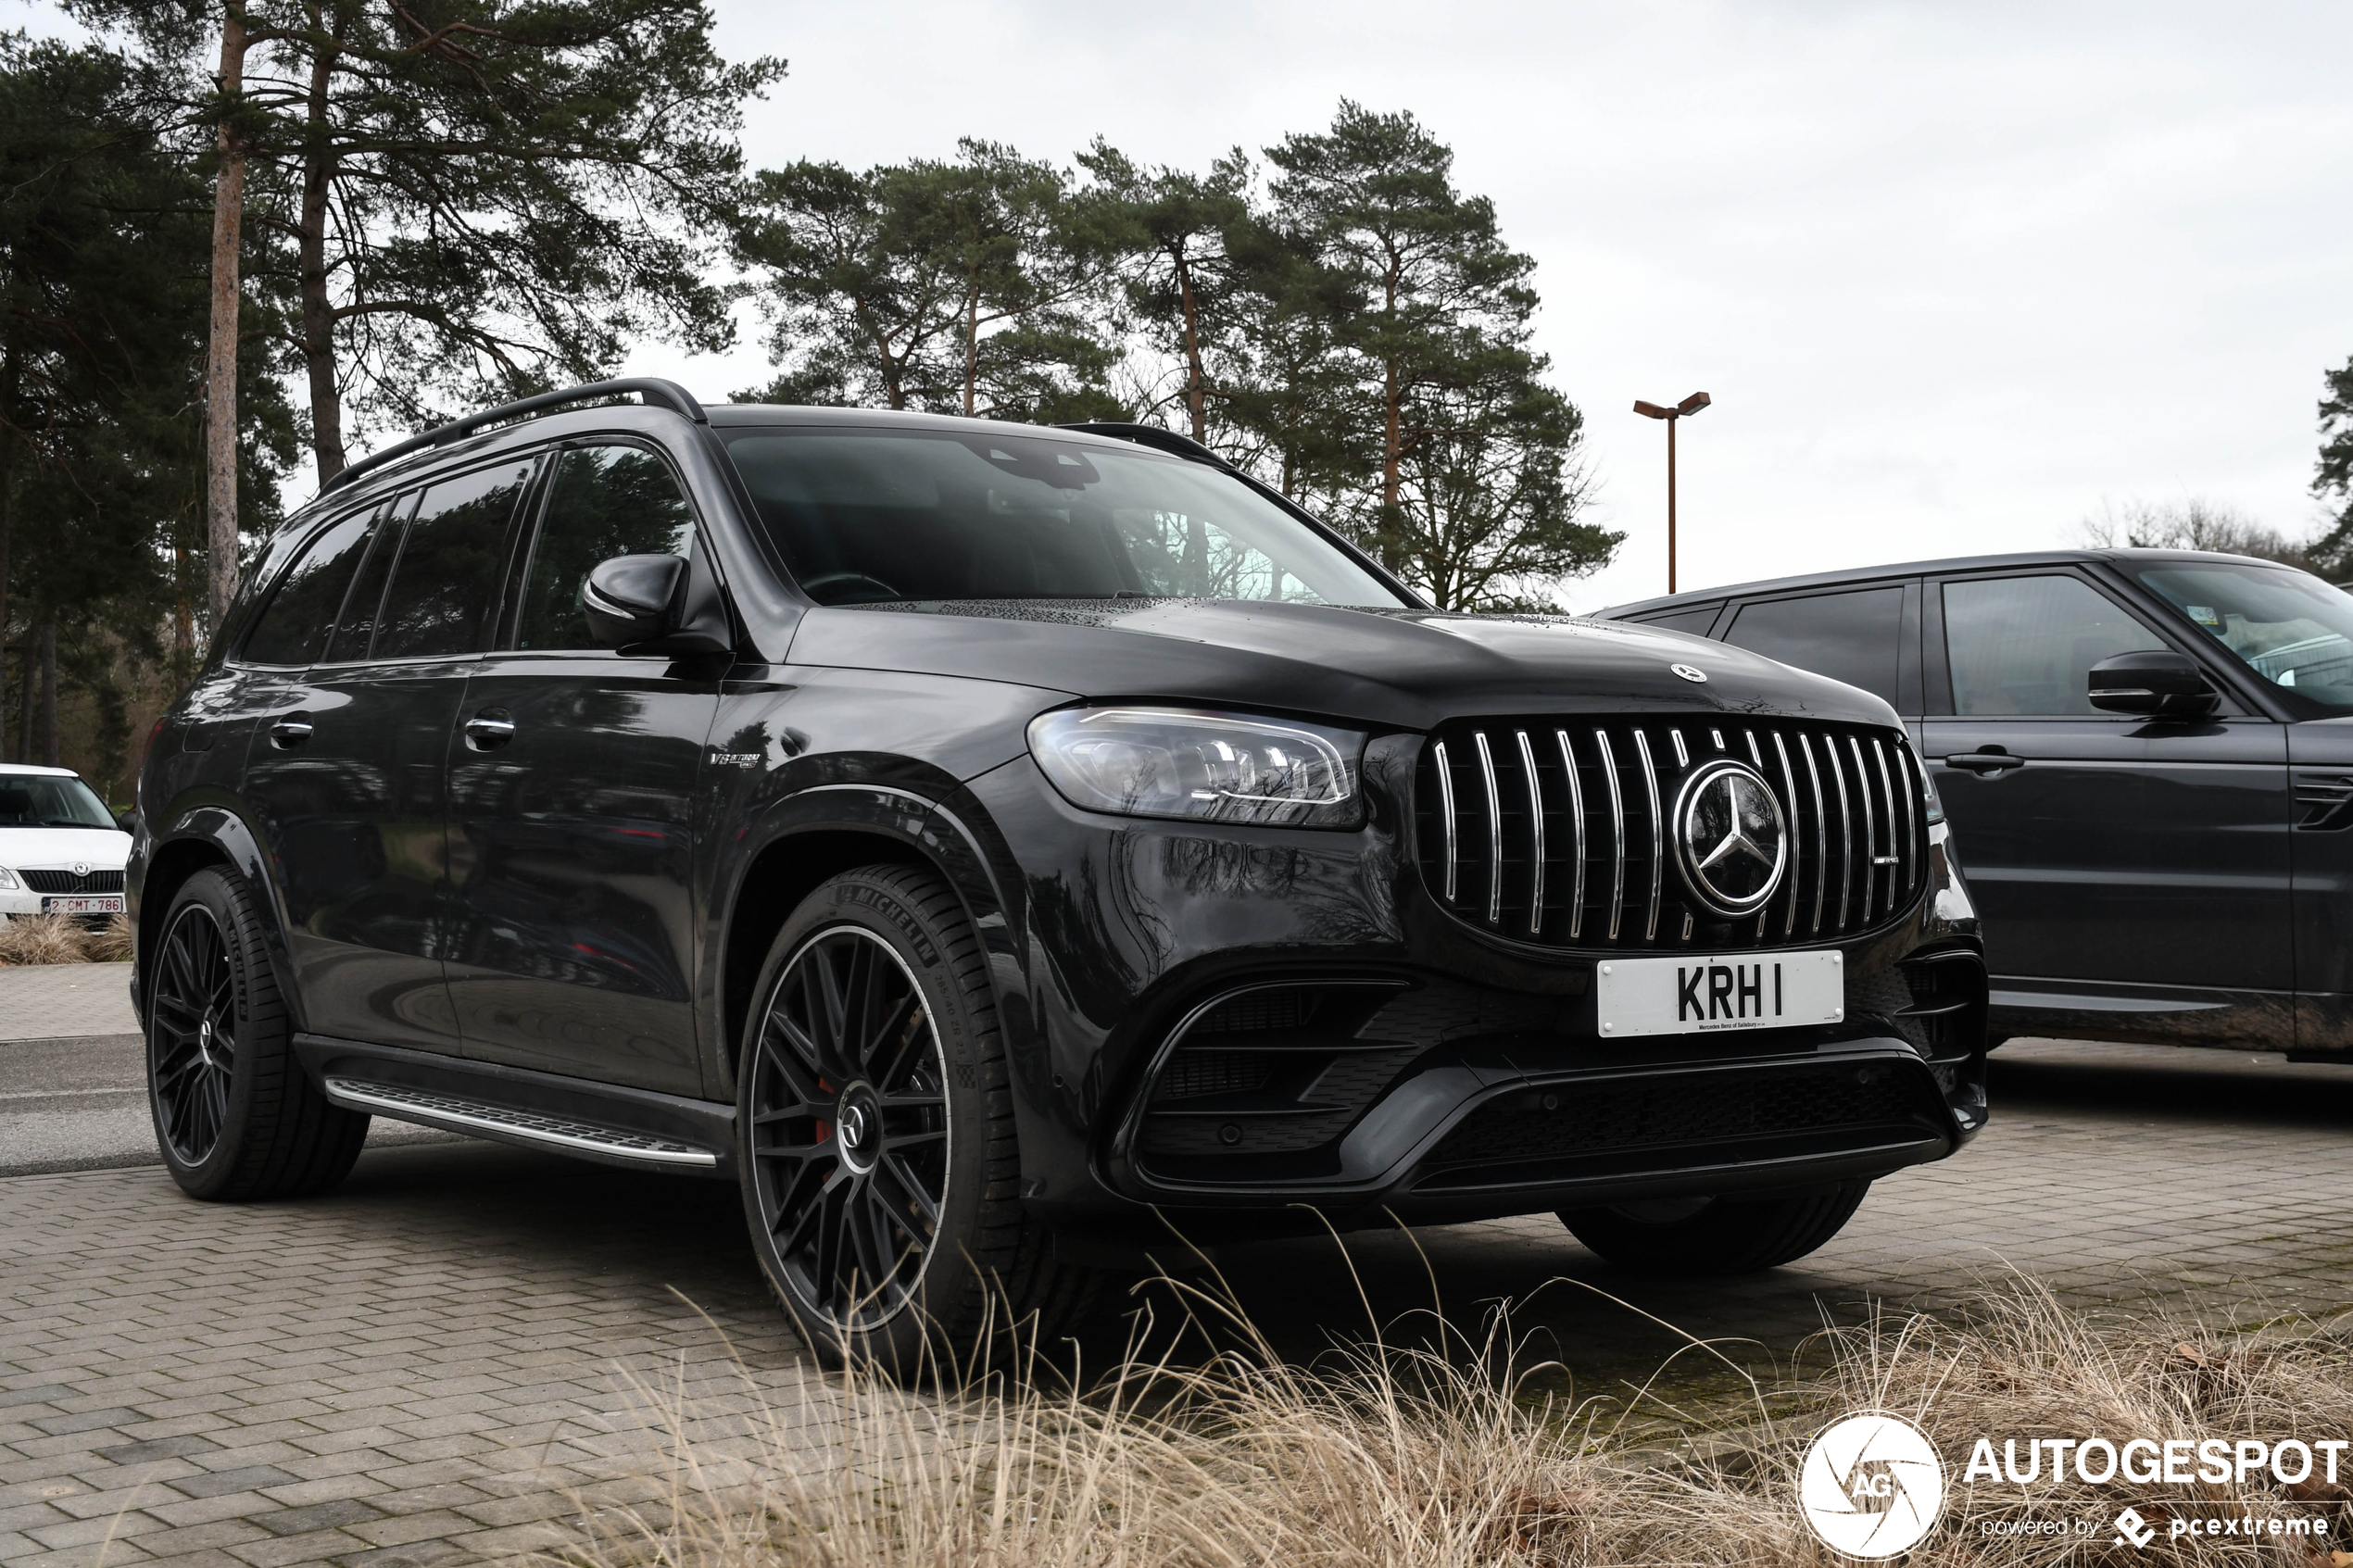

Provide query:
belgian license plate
left=1595, top=950, right=1844, bottom=1038
left=42, top=896, right=122, bottom=917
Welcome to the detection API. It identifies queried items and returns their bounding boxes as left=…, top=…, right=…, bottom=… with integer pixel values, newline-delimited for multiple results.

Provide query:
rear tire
left=1558, top=1180, right=1871, bottom=1276
left=736, top=864, right=1095, bottom=1374
left=145, top=868, right=368, bottom=1200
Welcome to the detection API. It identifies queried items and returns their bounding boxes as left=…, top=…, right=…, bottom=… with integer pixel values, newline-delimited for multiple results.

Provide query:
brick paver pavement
left=2, top=1037, right=2350, bottom=1565
left=0, top=965, right=137, bottom=1043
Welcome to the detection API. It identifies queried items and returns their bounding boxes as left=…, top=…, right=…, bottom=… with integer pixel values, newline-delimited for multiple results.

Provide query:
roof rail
left=321, top=378, right=706, bottom=496
left=1055, top=421, right=1237, bottom=470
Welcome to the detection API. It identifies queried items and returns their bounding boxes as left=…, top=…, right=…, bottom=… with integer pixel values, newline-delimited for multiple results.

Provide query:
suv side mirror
left=2089, top=650, right=2219, bottom=718
left=582, top=553, right=730, bottom=656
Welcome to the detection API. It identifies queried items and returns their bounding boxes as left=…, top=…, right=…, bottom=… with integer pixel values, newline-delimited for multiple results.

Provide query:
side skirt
left=292, top=1035, right=737, bottom=1178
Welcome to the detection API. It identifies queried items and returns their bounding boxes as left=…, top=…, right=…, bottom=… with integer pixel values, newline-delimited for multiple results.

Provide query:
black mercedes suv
left=132, top=381, right=1986, bottom=1365
left=1604, top=549, right=2353, bottom=1058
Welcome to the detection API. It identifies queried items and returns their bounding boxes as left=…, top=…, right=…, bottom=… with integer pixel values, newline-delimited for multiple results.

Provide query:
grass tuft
left=0, top=911, right=123, bottom=965
left=533, top=1274, right=2353, bottom=1567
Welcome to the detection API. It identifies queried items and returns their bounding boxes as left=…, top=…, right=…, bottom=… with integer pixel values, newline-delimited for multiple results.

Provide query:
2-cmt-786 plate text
left=1595, top=950, right=1845, bottom=1038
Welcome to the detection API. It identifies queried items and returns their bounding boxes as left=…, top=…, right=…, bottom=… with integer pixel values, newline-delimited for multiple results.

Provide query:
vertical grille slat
left=1632, top=730, right=1664, bottom=942
left=1596, top=729, right=1626, bottom=940
left=1872, top=738, right=1900, bottom=916
left=1516, top=730, right=1545, bottom=937
left=1434, top=740, right=1459, bottom=902
left=1770, top=730, right=1801, bottom=940
left=1847, top=735, right=1877, bottom=924
left=1417, top=718, right=1929, bottom=953
left=1473, top=730, right=1504, bottom=926
left=1893, top=740, right=1919, bottom=903
left=1826, top=737, right=1855, bottom=931
left=1556, top=730, right=1586, bottom=940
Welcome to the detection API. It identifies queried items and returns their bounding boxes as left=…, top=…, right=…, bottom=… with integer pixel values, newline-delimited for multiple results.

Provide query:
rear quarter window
left=1723, top=587, right=1904, bottom=705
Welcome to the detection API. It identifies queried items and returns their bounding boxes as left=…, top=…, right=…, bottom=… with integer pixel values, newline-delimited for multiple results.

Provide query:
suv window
left=1943, top=574, right=2165, bottom=716
left=1723, top=587, right=1903, bottom=704
left=370, top=461, right=535, bottom=660
left=515, top=445, right=697, bottom=650
left=243, top=510, right=377, bottom=667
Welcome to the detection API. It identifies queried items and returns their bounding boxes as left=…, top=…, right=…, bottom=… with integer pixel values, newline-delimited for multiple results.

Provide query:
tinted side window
left=515, top=445, right=696, bottom=650
left=242, top=511, right=375, bottom=667
left=1943, top=575, right=2167, bottom=716
left=371, top=461, right=534, bottom=660
left=1723, top=587, right=1904, bottom=704
left=1636, top=605, right=1721, bottom=638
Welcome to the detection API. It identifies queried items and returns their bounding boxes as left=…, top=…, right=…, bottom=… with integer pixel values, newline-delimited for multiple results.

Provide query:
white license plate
left=1596, top=950, right=1844, bottom=1038
left=42, top=896, right=122, bottom=916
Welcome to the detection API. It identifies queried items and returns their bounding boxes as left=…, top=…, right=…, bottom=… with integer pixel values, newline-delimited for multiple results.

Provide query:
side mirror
left=582, top=554, right=687, bottom=647
left=581, top=554, right=731, bottom=655
left=2089, top=650, right=2220, bottom=718
left=115, top=809, right=140, bottom=836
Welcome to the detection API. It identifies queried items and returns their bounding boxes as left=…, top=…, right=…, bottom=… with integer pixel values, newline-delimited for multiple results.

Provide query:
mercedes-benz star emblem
left=1670, top=663, right=1707, bottom=683
left=1674, top=759, right=1789, bottom=917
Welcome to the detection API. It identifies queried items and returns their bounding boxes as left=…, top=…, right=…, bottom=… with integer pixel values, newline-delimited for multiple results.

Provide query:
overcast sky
left=14, top=1, right=2351, bottom=610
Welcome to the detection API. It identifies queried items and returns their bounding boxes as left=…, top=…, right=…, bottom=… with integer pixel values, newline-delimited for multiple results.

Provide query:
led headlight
left=1027, top=707, right=1365, bottom=828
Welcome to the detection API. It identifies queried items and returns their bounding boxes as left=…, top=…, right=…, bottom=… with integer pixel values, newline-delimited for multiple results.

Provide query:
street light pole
left=1633, top=391, right=1711, bottom=594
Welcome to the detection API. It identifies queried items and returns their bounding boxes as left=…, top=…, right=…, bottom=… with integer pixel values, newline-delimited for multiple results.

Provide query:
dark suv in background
left=133, top=381, right=1985, bottom=1366
left=1605, top=548, right=2353, bottom=1057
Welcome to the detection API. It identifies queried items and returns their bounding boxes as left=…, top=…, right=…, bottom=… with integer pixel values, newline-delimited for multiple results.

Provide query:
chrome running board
left=321, top=1076, right=720, bottom=1169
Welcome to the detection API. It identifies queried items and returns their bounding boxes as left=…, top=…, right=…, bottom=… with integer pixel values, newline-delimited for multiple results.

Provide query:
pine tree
left=73, top=1, right=782, bottom=486
left=739, top=140, right=1126, bottom=423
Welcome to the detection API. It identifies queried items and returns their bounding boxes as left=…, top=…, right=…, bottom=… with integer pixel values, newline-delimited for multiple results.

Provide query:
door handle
left=463, top=709, right=516, bottom=750
left=1943, top=750, right=2024, bottom=774
left=268, top=719, right=313, bottom=749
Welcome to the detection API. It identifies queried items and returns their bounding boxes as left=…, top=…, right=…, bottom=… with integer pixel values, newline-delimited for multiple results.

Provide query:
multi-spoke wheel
left=737, top=864, right=1097, bottom=1373
left=150, top=902, right=237, bottom=1165
left=143, top=868, right=368, bottom=1200
left=747, top=925, right=950, bottom=1334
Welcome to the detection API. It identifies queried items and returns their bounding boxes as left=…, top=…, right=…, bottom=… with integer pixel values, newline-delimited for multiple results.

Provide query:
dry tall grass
left=0, top=911, right=131, bottom=965
left=535, top=1275, right=2353, bottom=1568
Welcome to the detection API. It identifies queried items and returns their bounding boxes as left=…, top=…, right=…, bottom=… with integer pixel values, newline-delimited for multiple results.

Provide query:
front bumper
left=960, top=739, right=1987, bottom=1236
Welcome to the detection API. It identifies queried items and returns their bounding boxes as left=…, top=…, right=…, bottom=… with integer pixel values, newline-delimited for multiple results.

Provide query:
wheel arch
left=712, top=785, right=1025, bottom=1101
left=137, top=808, right=303, bottom=1035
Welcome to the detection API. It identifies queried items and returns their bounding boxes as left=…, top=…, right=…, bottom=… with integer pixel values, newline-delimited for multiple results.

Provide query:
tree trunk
left=963, top=282, right=980, bottom=417
left=0, top=345, right=14, bottom=761
left=14, top=633, right=30, bottom=764
left=297, top=34, right=345, bottom=483
left=37, top=620, right=56, bottom=768
left=205, top=1, right=250, bottom=630
left=1380, top=263, right=1402, bottom=571
left=1178, top=256, right=1206, bottom=443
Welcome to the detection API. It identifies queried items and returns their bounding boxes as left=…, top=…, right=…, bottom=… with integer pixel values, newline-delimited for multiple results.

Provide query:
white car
left=0, top=763, right=132, bottom=925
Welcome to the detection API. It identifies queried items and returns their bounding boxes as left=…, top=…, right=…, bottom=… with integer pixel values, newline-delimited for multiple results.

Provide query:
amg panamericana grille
left=1414, top=717, right=1930, bottom=952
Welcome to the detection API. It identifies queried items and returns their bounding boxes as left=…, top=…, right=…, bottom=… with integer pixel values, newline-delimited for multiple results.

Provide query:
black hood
left=783, top=598, right=1900, bottom=733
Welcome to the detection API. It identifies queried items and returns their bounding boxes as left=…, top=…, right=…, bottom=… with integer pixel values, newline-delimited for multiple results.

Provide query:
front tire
left=1557, top=1180, right=1871, bottom=1276
left=145, top=868, right=368, bottom=1200
left=736, top=864, right=1092, bottom=1373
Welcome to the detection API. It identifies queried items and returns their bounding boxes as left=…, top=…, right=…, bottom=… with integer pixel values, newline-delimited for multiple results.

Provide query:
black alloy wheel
left=148, top=901, right=238, bottom=1165
left=736, top=864, right=1097, bottom=1374
left=143, top=867, right=369, bottom=1200
left=747, top=924, right=951, bottom=1336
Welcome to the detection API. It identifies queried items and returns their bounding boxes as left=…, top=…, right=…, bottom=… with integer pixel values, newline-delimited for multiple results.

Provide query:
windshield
left=2125, top=559, right=2353, bottom=709
left=721, top=428, right=1408, bottom=608
left=0, top=773, right=115, bottom=829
